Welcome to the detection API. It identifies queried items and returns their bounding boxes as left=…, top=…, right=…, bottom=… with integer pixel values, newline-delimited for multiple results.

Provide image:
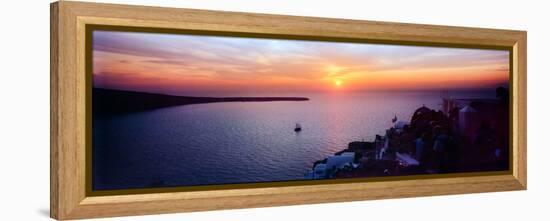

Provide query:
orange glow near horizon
left=92, top=30, right=509, bottom=96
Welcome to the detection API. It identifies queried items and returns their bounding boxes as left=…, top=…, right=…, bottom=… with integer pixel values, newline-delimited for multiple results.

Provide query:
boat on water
left=294, top=123, right=302, bottom=132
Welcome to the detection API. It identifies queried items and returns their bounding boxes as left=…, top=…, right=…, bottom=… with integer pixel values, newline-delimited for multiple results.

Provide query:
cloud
left=92, top=30, right=510, bottom=94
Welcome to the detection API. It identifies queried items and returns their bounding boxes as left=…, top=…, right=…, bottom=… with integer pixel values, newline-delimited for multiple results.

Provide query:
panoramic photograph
left=91, top=30, right=510, bottom=191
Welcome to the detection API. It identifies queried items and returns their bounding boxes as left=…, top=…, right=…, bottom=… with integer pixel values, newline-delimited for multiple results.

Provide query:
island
left=93, top=88, right=310, bottom=113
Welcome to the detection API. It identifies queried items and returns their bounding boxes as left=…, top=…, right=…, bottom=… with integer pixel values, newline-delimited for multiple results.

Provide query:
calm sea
left=92, top=90, right=494, bottom=190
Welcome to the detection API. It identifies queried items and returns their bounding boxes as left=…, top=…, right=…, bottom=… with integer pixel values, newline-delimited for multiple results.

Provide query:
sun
left=335, top=80, right=343, bottom=87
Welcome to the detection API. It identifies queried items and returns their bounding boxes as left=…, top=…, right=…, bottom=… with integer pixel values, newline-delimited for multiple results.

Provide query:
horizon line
left=92, top=86, right=508, bottom=97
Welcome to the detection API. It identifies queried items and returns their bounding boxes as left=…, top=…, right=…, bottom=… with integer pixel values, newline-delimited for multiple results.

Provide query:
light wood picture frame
left=50, top=1, right=527, bottom=220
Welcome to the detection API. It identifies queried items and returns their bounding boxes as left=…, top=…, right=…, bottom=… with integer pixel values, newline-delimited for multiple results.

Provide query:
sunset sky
left=93, top=30, right=509, bottom=96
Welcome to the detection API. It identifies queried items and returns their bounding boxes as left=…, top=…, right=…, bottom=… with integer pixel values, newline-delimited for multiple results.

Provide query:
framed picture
left=50, top=1, right=527, bottom=220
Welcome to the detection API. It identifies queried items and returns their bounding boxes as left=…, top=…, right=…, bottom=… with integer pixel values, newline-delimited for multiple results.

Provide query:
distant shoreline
left=93, top=88, right=310, bottom=113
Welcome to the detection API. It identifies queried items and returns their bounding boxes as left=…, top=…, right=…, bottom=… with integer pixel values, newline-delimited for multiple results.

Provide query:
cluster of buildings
left=305, top=88, right=510, bottom=180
